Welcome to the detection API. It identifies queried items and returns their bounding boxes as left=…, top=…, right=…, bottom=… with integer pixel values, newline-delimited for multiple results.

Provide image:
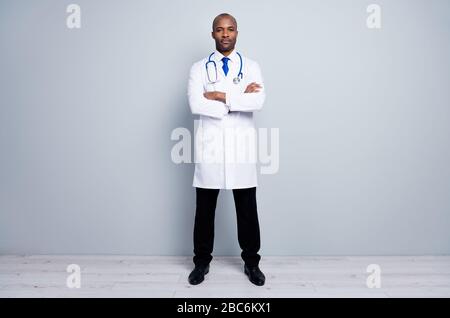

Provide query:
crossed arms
left=187, top=61, right=266, bottom=119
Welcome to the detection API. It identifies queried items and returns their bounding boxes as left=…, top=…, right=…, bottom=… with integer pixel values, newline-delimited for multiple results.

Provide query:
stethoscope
left=205, top=52, right=243, bottom=85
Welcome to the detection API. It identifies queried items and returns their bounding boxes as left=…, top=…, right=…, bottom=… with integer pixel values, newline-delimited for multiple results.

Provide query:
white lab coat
left=187, top=49, right=265, bottom=189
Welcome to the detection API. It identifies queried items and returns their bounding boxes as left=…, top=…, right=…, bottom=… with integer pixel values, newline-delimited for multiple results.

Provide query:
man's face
left=211, top=17, right=238, bottom=53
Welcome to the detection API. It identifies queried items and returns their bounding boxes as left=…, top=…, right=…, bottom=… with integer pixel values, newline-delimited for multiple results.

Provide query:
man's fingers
left=245, top=84, right=262, bottom=91
left=245, top=86, right=262, bottom=93
left=244, top=82, right=262, bottom=93
left=247, top=83, right=262, bottom=89
left=203, top=92, right=215, bottom=100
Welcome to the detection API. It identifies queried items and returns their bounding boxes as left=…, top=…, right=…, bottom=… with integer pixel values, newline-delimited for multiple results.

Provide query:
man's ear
left=211, top=31, right=214, bottom=39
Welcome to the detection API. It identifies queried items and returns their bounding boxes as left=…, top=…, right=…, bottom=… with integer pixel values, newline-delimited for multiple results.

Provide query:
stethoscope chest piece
left=233, top=77, right=241, bottom=85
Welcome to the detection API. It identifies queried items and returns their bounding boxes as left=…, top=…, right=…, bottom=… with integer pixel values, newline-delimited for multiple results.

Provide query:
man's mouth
left=221, top=40, right=231, bottom=44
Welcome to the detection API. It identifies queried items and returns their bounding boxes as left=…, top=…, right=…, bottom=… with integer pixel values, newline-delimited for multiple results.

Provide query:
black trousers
left=193, top=187, right=261, bottom=267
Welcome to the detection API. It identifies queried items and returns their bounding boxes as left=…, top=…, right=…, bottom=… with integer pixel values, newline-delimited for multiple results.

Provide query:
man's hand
left=244, top=82, right=262, bottom=93
left=204, top=91, right=226, bottom=103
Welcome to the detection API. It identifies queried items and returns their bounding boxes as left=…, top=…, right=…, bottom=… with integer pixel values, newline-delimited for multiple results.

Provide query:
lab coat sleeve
left=226, top=61, right=266, bottom=112
left=187, top=62, right=229, bottom=119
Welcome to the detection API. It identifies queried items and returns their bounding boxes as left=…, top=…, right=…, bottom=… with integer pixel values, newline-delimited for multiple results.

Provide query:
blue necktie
left=222, top=57, right=230, bottom=76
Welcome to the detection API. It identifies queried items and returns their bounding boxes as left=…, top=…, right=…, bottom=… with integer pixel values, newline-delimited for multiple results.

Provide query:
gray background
left=1, top=0, right=449, bottom=256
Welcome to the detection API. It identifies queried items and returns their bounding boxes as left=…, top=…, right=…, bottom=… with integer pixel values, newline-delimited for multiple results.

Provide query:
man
left=187, top=13, right=266, bottom=286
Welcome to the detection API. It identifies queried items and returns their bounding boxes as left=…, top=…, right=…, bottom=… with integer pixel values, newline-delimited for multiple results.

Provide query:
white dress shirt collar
left=213, top=49, right=238, bottom=64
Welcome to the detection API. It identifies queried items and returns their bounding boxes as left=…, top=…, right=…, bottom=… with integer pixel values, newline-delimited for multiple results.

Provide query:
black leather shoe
left=244, top=265, right=265, bottom=286
left=188, top=264, right=209, bottom=285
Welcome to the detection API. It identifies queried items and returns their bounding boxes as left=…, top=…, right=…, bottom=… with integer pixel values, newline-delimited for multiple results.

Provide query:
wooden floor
left=0, top=255, right=449, bottom=298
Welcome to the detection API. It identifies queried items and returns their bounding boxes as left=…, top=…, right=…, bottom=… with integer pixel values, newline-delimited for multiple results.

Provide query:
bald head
left=211, top=13, right=238, bottom=55
left=212, top=13, right=237, bottom=31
